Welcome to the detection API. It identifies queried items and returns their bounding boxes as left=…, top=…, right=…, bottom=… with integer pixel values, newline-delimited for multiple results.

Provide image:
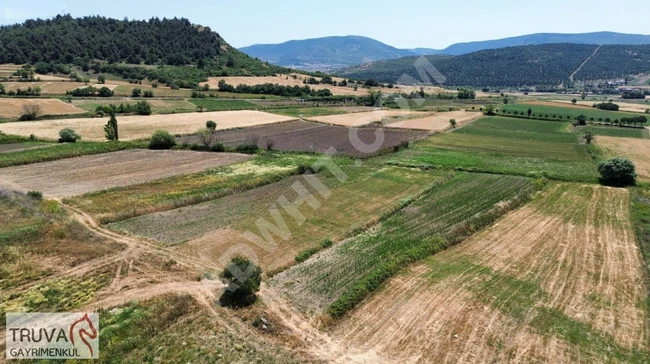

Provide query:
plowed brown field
left=385, top=110, right=482, bottom=131
left=333, top=184, right=648, bottom=363
left=0, top=149, right=251, bottom=197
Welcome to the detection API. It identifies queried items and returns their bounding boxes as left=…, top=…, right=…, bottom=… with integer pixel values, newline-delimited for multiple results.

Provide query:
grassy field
left=0, top=191, right=123, bottom=314
left=573, top=125, right=648, bottom=138
left=501, top=102, right=642, bottom=121
left=333, top=184, right=649, bottom=362
left=190, top=99, right=258, bottom=111
left=274, top=173, right=536, bottom=316
left=0, top=141, right=146, bottom=168
left=65, top=153, right=326, bottom=224
left=387, top=116, right=599, bottom=182
left=108, top=165, right=446, bottom=271
left=267, top=107, right=349, bottom=118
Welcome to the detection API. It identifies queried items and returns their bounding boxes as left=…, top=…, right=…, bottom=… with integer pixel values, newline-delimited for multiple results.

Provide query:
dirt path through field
left=332, top=184, right=648, bottom=362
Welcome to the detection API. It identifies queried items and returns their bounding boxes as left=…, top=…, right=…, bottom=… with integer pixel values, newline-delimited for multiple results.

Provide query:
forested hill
left=338, top=43, right=650, bottom=87
left=0, top=15, right=286, bottom=76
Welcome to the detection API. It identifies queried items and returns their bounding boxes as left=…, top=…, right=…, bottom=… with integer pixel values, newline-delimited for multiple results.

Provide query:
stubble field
left=0, top=98, right=86, bottom=118
left=0, top=110, right=296, bottom=141
left=333, top=184, right=647, bottom=363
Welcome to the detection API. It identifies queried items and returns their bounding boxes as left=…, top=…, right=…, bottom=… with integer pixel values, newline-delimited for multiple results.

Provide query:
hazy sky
left=1, top=0, right=648, bottom=49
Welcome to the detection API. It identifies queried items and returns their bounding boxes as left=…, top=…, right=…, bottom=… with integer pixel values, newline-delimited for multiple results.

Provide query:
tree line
left=217, top=80, right=332, bottom=97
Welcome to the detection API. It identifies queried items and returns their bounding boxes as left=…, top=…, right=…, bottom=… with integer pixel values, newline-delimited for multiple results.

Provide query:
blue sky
left=1, top=0, right=648, bottom=49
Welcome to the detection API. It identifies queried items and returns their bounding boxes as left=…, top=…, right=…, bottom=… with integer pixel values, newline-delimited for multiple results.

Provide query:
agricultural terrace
left=64, top=153, right=324, bottom=224
left=0, top=142, right=49, bottom=154
left=72, top=99, right=197, bottom=115
left=388, top=116, right=599, bottom=182
left=308, top=110, right=429, bottom=127
left=501, top=102, right=641, bottom=121
left=178, top=121, right=425, bottom=157
left=1, top=81, right=116, bottom=95
left=273, top=173, right=535, bottom=315
left=0, top=150, right=251, bottom=198
left=334, top=184, right=648, bottom=363
left=384, top=110, right=482, bottom=131
left=596, top=136, right=650, bottom=182
left=108, top=165, right=445, bottom=271
left=0, top=110, right=295, bottom=141
left=0, top=98, right=85, bottom=119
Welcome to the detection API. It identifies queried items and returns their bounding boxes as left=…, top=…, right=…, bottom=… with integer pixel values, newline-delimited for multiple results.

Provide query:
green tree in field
left=449, top=119, right=457, bottom=128
left=503, top=97, right=509, bottom=105
left=598, top=158, right=636, bottom=187
left=527, top=108, right=532, bottom=117
left=148, top=130, right=176, bottom=150
left=0, top=83, right=6, bottom=95
left=58, top=128, right=81, bottom=143
left=98, top=75, right=106, bottom=84
left=219, top=257, right=262, bottom=308
left=206, top=120, right=217, bottom=131
left=484, top=104, right=496, bottom=116
left=104, top=113, right=118, bottom=141
left=132, top=88, right=142, bottom=97
left=583, top=131, right=593, bottom=145
left=581, top=89, right=587, bottom=100
left=576, top=114, right=587, bottom=126
left=572, top=98, right=577, bottom=104
left=143, top=90, right=154, bottom=98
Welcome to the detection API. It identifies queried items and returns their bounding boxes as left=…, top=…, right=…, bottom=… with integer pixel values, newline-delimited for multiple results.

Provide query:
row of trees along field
left=217, top=80, right=333, bottom=97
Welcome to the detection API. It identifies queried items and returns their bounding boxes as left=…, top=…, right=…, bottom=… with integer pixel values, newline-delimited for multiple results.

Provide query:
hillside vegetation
left=339, top=44, right=650, bottom=86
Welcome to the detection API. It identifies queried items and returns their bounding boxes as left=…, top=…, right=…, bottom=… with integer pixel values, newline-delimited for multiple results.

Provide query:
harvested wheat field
left=385, top=110, right=482, bottom=131
left=0, top=110, right=295, bottom=141
left=0, top=149, right=252, bottom=198
left=0, top=98, right=86, bottom=118
left=597, top=136, right=650, bottom=181
left=333, top=184, right=647, bottom=363
left=308, top=109, right=428, bottom=127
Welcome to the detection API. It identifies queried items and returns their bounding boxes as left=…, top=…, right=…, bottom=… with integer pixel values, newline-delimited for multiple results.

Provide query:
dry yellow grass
left=307, top=109, right=428, bottom=127
left=0, top=110, right=296, bottom=141
left=597, top=136, right=650, bottom=182
left=0, top=98, right=86, bottom=118
left=385, top=110, right=482, bottom=131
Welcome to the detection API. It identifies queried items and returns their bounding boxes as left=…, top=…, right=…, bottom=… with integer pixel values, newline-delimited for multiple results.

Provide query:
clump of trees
left=622, top=91, right=645, bottom=100
left=619, top=116, right=647, bottom=128
left=66, top=86, right=113, bottom=97
left=219, top=256, right=262, bottom=308
left=595, top=102, right=619, bottom=111
left=58, top=128, right=81, bottom=143
left=598, top=157, right=636, bottom=187
left=95, top=101, right=151, bottom=116
left=148, top=130, right=176, bottom=149
left=456, top=88, right=476, bottom=100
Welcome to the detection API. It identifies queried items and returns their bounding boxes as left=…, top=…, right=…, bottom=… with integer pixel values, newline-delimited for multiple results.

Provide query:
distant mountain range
left=240, top=32, right=650, bottom=71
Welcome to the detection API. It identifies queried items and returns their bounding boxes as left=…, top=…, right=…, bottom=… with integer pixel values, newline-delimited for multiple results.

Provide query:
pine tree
left=104, top=113, right=119, bottom=141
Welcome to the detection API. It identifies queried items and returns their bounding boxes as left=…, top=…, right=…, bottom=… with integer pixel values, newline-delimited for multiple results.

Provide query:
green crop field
left=108, top=165, right=447, bottom=270
left=189, top=99, right=258, bottom=111
left=387, top=116, right=599, bottom=182
left=501, top=103, right=641, bottom=121
left=268, top=107, right=349, bottom=118
left=274, top=173, right=536, bottom=315
left=573, top=125, right=649, bottom=138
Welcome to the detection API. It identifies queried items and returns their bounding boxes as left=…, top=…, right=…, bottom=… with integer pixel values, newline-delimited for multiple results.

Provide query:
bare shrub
left=197, top=128, right=216, bottom=147
left=20, top=104, right=43, bottom=121
left=265, top=139, right=275, bottom=151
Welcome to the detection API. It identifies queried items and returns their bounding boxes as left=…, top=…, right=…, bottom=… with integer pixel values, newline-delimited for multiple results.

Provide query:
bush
left=19, top=104, right=43, bottom=121
left=27, top=191, right=43, bottom=200
left=598, top=158, right=636, bottom=187
left=235, top=143, right=259, bottom=154
left=219, top=257, right=262, bottom=308
left=596, top=102, right=619, bottom=111
left=295, top=248, right=319, bottom=263
left=58, top=128, right=81, bottom=143
left=210, top=143, right=225, bottom=152
left=148, top=130, right=176, bottom=150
